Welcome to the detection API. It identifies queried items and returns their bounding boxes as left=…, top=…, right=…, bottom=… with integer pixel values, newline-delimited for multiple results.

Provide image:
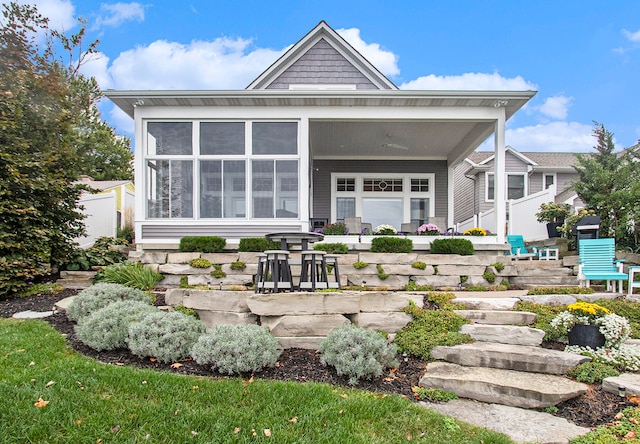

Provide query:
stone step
left=510, top=276, right=579, bottom=288
left=514, top=267, right=574, bottom=277
left=452, top=297, right=520, bottom=310
left=603, top=373, right=640, bottom=397
left=57, top=279, right=93, bottom=289
left=460, top=324, right=545, bottom=346
left=420, top=362, right=588, bottom=409
left=455, top=309, right=536, bottom=325
left=59, top=270, right=97, bottom=279
left=430, top=342, right=590, bottom=375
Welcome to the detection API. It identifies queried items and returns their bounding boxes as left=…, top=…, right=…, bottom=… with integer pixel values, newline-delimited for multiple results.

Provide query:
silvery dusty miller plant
left=191, top=324, right=281, bottom=375
left=66, top=283, right=151, bottom=322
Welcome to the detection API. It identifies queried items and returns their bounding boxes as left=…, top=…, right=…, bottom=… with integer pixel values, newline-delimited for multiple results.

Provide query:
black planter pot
left=568, top=324, right=605, bottom=349
left=546, top=222, right=563, bottom=238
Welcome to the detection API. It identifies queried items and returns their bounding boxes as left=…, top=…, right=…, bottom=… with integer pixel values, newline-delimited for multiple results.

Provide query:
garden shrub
left=319, top=323, right=399, bottom=385
left=127, top=311, right=207, bottom=363
left=430, top=238, right=474, bottom=255
left=321, top=222, right=348, bottom=235
left=567, top=361, right=620, bottom=384
left=370, top=237, right=413, bottom=253
left=66, top=283, right=152, bottom=322
left=238, top=238, right=280, bottom=252
left=395, top=302, right=472, bottom=361
left=64, top=237, right=129, bottom=271
left=229, top=261, right=246, bottom=271
left=411, top=261, right=427, bottom=270
left=179, top=236, right=226, bottom=253
left=94, top=261, right=163, bottom=291
left=75, top=300, right=158, bottom=351
left=313, top=243, right=348, bottom=254
left=191, top=324, right=281, bottom=375
left=527, top=286, right=594, bottom=295
left=189, top=258, right=212, bottom=268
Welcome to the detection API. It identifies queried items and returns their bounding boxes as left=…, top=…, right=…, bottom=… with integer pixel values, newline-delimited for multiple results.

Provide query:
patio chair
left=400, top=222, right=418, bottom=235
left=344, top=217, right=372, bottom=235
left=506, top=235, right=537, bottom=260
left=577, top=238, right=627, bottom=293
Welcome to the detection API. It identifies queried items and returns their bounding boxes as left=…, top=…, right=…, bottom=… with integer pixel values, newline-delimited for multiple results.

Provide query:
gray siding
left=311, top=159, right=448, bottom=222
left=141, top=223, right=303, bottom=240
left=453, top=162, right=476, bottom=223
left=557, top=172, right=578, bottom=194
left=529, top=173, right=543, bottom=195
left=267, top=39, right=380, bottom=90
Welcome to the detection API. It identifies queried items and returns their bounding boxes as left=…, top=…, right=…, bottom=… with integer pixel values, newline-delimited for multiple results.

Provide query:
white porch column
left=299, top=117, right=311, bottom=230
left=494, top=112, right=506, bottom=243
left=447, top=167, right=454, bottom=229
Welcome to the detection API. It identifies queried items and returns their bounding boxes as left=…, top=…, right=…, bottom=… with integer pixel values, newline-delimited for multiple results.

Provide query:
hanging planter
left=567, top=324, right=605, bottom=349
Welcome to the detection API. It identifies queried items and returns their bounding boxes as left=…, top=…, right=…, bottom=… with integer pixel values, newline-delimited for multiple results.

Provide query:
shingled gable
left=247, top=21, right=397, bottom=91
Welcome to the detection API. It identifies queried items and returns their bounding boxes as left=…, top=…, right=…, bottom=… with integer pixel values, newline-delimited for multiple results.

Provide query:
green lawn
left=0, top=318, right=513, bottom=443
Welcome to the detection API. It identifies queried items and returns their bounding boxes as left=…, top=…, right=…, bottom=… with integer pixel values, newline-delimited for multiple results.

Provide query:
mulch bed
left=0, top=289, right=635, bottom=428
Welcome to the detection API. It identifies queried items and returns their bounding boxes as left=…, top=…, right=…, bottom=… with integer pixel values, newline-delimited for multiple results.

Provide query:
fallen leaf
left=389, top=367, right=398, bottom=374
left=233, top=427, right=241, bottom=434
left=340, top=394, right=348, bottom=399
left=115, top=362, right=124, bottom=366
left=406, top=433, right=412, bottom=440
left=191, top=431, right=198, bottom=436
left=46, top=381, right=55, bottom=387
left=615, top=412, right=625, bottom=420
left=263, top=429, right=271, bottom=437
left=170, top=363, right=183, bottom=369
left=384, top=377, right=395, bottom=382
left=29, top=361, right=35, bottom=366
left=96, top=440, right=103, bottom=444
left=252, top=429, right=257, bottom=436
left=34, top=397, right=49, bottom=408
left=111, top=425, right=120, bottom=433
left=625, top=430, right=637, bottom=439
left=174, top=410, right=180, bottom=416
left=75, top=419, right=83, bottom=425
left=338, top=409, right=345, bottom=414
left=289, top=417, right=298, bottom=423
left=629, top=395, right=640, bottom=405
left=192, top=385, right=199, bottom=390
left=630, top=417, right=639, bottom=425
left=17, top=349, right=25, bottom=353
left=141, top=380, right=147, bottom=385
left=149, top=357, right=157, bottom=362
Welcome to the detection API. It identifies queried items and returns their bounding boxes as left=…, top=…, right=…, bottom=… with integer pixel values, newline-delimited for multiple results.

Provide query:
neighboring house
left=74, top=176, right=135, bottom=247
left=453, top=147, right=581, bottom=226
left=105, top=21, right=535, bottom=250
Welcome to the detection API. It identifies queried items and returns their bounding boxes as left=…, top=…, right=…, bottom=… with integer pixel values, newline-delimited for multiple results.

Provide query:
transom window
left=145, top=120, right=299, bottom=219
left=363, top=178, right=403, bottom=192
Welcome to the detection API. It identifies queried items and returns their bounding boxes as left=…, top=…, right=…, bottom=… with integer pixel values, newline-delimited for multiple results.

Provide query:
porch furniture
left=266, top=232, right=324, bottom=251
left=629, top=266, right=640, bottom=296
left=324, top=254, right=341, bottom=289
left=344, top=217, right=373, bottom=235
left=577, top=238, right=627, bottom=293
left=536, top=246, right=559, bottom=261
left=299, top=251, right=329, bottom=291
left=506, top=235, right=537, bottom=260
left=427, top=217, right=447, bottom=231
left=255, top=250, right=294, bottom=293
left=400, top=223, right=418, bottom=235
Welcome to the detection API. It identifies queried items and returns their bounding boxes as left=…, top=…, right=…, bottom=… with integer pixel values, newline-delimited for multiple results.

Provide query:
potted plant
left=550, top=302, right=630, bottom=349
left=535, top=202, right=571, bottom=238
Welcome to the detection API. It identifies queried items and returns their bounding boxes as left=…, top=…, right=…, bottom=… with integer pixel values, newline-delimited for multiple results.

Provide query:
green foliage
left=426, top=292, right=460, bottom=310
left=127, top=311, right=207, bottom=363
left=13, top=282, right=63, bottom=298
left=66, top=283, right=152, bottom=322
left=189, top=258, right=212, bottom=268
left=94, top=261, right=163, bottom=291
left=412, top=261, right=427, bottom=270
left=513, top=301, right=567, bottom=342
left=412, top=386, right=458, bottom=402
left=536, top=202, right=571, bottom=224
left=500, top=279, right=510, bottom=288
left=403, top=281, right=435, bottom=291
left=465, top=285, right=488, bottom=291
left=210, top=264, right=226, bottom=279
left=313, top=243, right=348, bottom=254
left=238, top=237, right=280, bottom=252
left=482, top=270, right=496, bottom=284
left=595, top=298, right=640, bottom=339
left=370, top=237, right=413, bottom=253
left=567, top=361, right=620, bottom=384
left=395, top=304, right=472, bottom=360
left=116, top=225, right=135, bottom=243
left=75, top=300, right=158, bottom=351
left=376, top=264, right=389, bottom=280
left=321, top=222, right=348, bottom=235
left=230, top=261, right=246, bottom=270
left=191, top=324, right=281, bottom=375
left=460, top=275, right=468, bottom=283
left=430, top=238, right=474, bottom=255
left=64, top=237, right=129, bottom=271
left=527, top=286, right=594, bottom=295
left=570, top=407, right=640, bottom=444
left=179, top=236, right=226, bottom=253
left=173, top=305, right=199, bottom=319
left=491, top=262, right=505, bottom=272
left=352, top=261, right=369, bottom=269
left=319, top=323, right=399, bottom=385
left=179, top=275, right=189, bottom=288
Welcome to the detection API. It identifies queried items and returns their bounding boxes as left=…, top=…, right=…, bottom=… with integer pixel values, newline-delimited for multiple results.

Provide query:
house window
left=145, top=120, right=299, bottom=220
left=544, top=174, right=555, bottom=190
left=486, top=173, right=527, bottom=201
left=331, top=173, right=434, bottom=230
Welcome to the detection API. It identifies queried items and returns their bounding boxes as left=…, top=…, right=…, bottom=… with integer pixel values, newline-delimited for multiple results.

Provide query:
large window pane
left=224, top=160, right=245, bottom=218
left=252, top=122, right=297, bottom=155
left=410, top=198, right=430, bottom=225
left=336, top=198, right=355, bottom=222
left=275, top=160, right=298, bottom=218
left=146, top=159, right=193, bottom=218
left=200, top=122, right=244, bottom=155
left=508, top=175, right=525, bottom=199
left=147, top=122, right=192, bottom=155
left=252, top=160, right=274, bottom=218
left=200, top=161, right=222, bottom=218
left=363, top=198, right=402, bottom=231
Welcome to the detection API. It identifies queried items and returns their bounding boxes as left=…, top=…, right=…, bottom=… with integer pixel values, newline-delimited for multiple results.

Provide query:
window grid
left=363, top=178, right=403, bottom=192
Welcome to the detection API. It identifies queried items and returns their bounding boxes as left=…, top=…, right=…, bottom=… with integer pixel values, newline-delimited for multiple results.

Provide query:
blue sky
left=12, top=0, right=640, bottom=151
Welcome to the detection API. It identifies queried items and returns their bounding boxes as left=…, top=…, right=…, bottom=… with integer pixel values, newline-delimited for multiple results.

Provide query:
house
left=454, top=147, right=582, bottom=230
left=74, top=176, right=135, bottom=247
left=105, top=21, right=536, bottom=250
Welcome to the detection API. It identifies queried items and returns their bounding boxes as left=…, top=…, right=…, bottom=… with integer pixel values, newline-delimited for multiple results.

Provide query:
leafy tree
left=0, top=2, right=127, bottom=296
left=572, top=122, right=640, bottom=248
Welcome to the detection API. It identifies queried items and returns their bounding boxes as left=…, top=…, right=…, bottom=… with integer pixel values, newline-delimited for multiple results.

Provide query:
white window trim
left=330, top=173, right=435, bottom=223
left=543, top=173, right=557, bottom=190
left=485, top=172, right=528, bottom=202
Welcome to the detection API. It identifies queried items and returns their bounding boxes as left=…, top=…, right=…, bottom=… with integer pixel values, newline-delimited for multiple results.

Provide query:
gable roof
left=247, top=21, right=397, bottom=91
left=464, top=148, right=581, bottom=176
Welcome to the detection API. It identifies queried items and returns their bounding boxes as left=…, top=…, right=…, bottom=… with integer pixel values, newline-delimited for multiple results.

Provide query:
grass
left=0, top=319, right=513, bottom=444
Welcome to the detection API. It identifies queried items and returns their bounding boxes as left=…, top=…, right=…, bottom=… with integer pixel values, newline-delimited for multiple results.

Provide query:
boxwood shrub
left=370, top=237, right=413, bottom=253
left=313, top=242, right=348, bottom=254
left=238, top=238, right=280, bottom=252
left=430, top=238, right=474, bottom=255
left=179, top=236, right=226, bottom=253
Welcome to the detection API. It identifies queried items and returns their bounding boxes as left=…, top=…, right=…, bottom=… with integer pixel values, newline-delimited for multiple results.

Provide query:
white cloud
left=623, top=28, right=640, bottom=42
left=93, top=2, right=145, bottom=29
left=538, top=95, right=573, bottom=120
left=401, top=72, right=537, bottom=91
left=337, top=28, right=400, bottom=77
left=479, top=121, right=594, bottom=152
left=100, top=38, right=283, bottom=90
left=29, top=0, right=76, bottom=30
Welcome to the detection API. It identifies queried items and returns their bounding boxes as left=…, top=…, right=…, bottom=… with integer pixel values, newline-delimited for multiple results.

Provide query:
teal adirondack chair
left=578, top=238, right=627, bottom=293
left=506, top=235, right=536, bottom=260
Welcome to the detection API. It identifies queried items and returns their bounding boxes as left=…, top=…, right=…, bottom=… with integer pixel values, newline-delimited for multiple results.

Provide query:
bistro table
left=265, top=232, right=325, bottom=251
